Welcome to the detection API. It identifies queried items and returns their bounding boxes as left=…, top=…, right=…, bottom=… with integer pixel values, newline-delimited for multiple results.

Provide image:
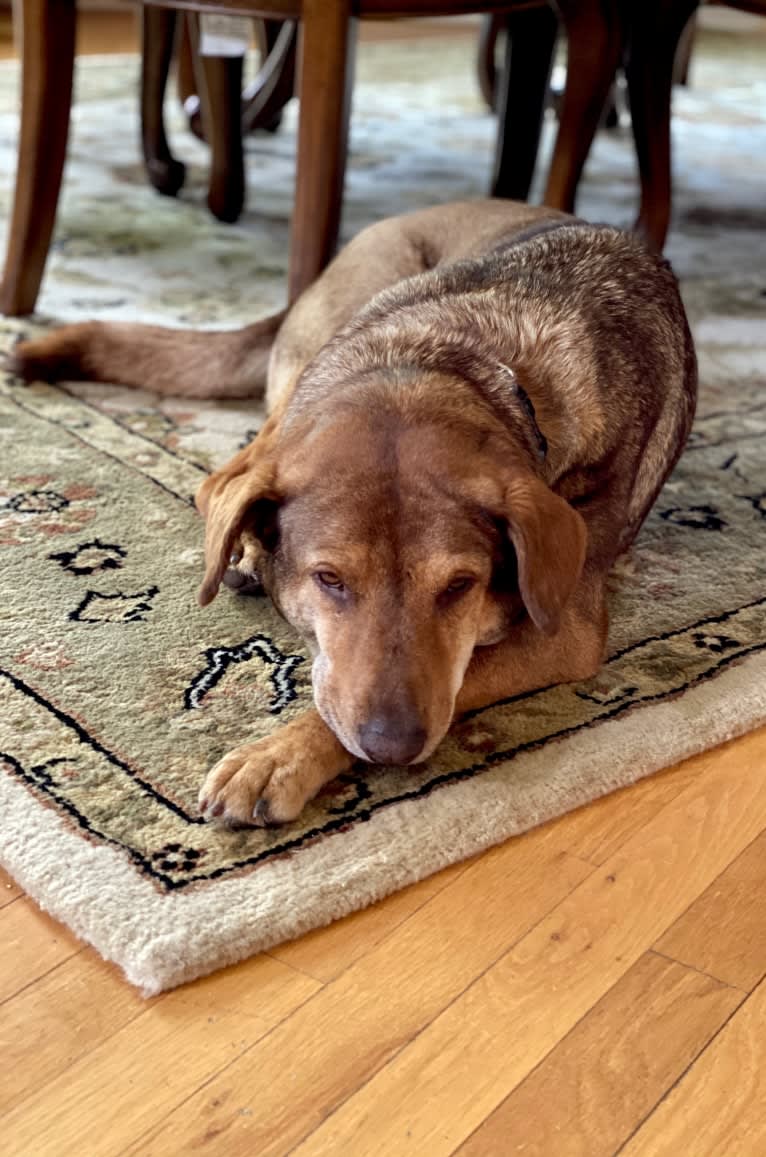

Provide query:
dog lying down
left=12, top=200, right=697, bottom=828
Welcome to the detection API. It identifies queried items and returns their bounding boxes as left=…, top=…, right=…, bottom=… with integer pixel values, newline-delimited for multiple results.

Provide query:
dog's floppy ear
left=195, top=443, right=279, bottom=607
left=503, top=474, right=587, bottom=635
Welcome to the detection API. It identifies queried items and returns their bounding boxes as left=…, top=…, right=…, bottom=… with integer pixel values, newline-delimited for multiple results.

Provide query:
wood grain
left=2, top=954, right=320, bottom=1157
left=0, top=866, right=22, bottom=908
left=0, top=896, right=82, bottom=1004
left=623, top=977, right=766, bottom=1156
left=0, top=951, right=146, bottom=1116
left=119, top=829, right=592, bottom=1156
left=290, top=728, right=766, bottom=1156
left=553, top=745, right=707, bottom=866
left=268, top=857, right=470, bottom=982
left=455, top=951, right=743, bottom=1157
left=655, top=829, right=766, bottom=991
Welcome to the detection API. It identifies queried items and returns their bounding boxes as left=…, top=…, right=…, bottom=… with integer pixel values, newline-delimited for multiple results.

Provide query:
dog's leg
left=455, top=577, right=608, bottom=715
left=7, top=309, right=286, bottom=398
left=199, top=709, right=353, bottom=827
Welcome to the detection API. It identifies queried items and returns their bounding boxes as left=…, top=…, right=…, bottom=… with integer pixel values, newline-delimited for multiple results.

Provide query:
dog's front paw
left=198, top=710, right=354, bottom=828
left=220, top=536, right=265, bottom=597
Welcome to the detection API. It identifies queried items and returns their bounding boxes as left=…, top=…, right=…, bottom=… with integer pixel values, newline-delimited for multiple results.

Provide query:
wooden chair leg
left=492, top=3, right=559, bottom=201
left=141, top=6, right=186, bottom=197
left=626, top=0, right=700, bottom=250
left=477, top=14, right=502, bottom=111
left=188, top=15, right=246, bottom=224
left=289, top=0, right=356, bottom=303
left=0, top=0, right=75, bottom=316
left=544, top=0, right=624, bottom=214
left=177, top=14, right=197, bottom=109
left=674, top=9, right=697, bottom=86
left=241, top=20, right=297, bottom=135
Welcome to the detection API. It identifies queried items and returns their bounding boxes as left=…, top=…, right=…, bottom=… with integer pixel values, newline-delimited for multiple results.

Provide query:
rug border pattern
left=2, top=653, right=764, bottom=994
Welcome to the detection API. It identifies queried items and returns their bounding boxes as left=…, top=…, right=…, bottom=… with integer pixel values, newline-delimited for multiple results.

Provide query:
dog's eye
left=442, top=576, right=476, bottom=599
left=314, top=570, right=345, bottom=592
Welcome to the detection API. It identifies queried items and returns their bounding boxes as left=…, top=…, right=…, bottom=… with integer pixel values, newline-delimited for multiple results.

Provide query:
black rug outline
left=184, top=633, right=305, bottom=714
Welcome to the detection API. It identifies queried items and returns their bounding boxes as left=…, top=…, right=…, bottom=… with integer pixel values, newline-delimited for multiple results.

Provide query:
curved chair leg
left=289, top=0, right=356, bottom=302
left=241, top=20, right=297, bottom=135
left=544, top=0, right=624, bottom=214
left=674, top=9, right=697, bottom=86
left=141, top=6, right=186, bottom=197
left=492, top=3, right=559, bottom=201
left=626, top=0, right=700, bottom=250
left=477, top=13, right=502, bottom=111
left=188, top=15, right=246, bottom=224
left=178, top=13, right=207, bottom=142
left=0, top=0, right=75, bottom=316
left=177, top=14, right=197, bottom=109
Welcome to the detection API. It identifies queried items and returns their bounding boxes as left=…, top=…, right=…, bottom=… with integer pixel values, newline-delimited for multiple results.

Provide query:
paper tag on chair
left=199, top=14, right=251, bottom=57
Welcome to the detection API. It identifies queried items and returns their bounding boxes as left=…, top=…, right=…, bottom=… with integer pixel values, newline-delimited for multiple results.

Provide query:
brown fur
left=11, top=200, right=697, bottom=827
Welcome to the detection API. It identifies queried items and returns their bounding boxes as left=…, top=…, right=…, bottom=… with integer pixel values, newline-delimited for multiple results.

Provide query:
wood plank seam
left=114, top=979, right=328, bottom=1157
left=651, top=825, right=766, bottom=992
left=279, top=859, right=601, bottom=1154
left=613, top=989, right=754, bottom=1154
left=267, top=854, right=476, bottom=983
left=0, top=951, right=322, bottom=1131
left=129, top=860, right=594, bottom=1157
left=453, top=953, right=746, bottom=1157
left=129, top=843, right=593, bottom=1154
left=0, top=944, right=86, bottom=1011
left=283, top=735, right=766, bottom=1156
left=649, top=947, right=749, bottom=993
left=263, top=950, right=328, bottom=983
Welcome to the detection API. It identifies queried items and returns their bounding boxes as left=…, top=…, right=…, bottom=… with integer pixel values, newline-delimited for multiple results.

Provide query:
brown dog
left=12, top=200, right=697, bottom=827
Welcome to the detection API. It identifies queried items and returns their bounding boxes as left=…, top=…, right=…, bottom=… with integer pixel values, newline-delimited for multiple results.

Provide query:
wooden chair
left=1, top=0, right=624, bottom=317
left=142, top=11, right=297, bottom=223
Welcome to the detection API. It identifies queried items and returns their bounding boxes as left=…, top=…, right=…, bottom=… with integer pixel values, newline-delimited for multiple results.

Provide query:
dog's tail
left=6, top=309, right=286, bottom=399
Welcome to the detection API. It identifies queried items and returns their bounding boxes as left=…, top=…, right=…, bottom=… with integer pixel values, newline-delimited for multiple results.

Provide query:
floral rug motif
left=0, top=34, right=765, bottom=993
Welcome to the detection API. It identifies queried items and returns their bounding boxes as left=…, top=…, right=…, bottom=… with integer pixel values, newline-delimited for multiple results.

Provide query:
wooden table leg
left=0, top=0, right=75, bottom=317
left=289, top=0, right=356, bottom=303
left=141, top=6, right=186, bottom=197
left=492, top=3, right=559, bottom=202
left=544, top=0, right=623, bottom=214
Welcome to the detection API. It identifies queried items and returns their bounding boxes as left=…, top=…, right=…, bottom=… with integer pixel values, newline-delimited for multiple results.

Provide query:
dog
left=11, top=200, right=697, bottom=827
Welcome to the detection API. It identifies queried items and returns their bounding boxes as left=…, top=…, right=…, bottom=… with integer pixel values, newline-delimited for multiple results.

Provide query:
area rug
left=1, top=30, right=765, bottom=994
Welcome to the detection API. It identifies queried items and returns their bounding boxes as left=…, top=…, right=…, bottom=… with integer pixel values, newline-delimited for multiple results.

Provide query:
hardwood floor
left=2, top=8, right=765, bottom=1155
left=2, top=726, right=764, bottom=1155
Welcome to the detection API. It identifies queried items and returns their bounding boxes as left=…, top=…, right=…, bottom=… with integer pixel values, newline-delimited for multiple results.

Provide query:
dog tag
left=199, top=14, right=251, bottom=57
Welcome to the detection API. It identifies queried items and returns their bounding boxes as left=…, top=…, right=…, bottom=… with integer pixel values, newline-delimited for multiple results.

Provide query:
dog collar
left=498, top=363, right=548, bottom=462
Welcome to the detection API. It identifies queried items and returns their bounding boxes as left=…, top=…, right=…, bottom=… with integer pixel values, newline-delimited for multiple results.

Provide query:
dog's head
left=196, top=399, right=586, bottom=765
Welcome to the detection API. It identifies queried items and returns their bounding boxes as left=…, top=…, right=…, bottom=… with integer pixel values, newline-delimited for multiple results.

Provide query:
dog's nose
left=358, top=715, right=428, bottom=765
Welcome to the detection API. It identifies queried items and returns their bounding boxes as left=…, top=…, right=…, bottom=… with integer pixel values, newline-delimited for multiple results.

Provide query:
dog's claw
left=199, top=797, right=209, bottom=814
left=210, top=800, right=225, bottom=818
left=253, top=798, right=280, bottom=828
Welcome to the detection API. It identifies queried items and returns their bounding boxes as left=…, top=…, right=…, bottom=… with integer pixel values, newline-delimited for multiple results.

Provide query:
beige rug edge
left=3, top=651, right=765, bottom=996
